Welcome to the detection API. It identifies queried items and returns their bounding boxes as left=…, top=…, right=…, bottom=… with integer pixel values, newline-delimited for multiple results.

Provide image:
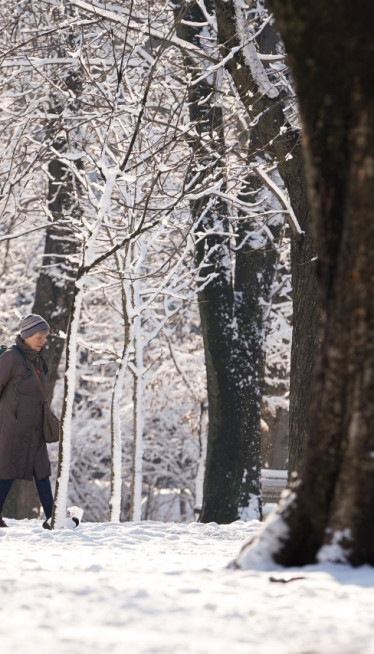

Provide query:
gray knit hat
left=18, top=314, right=50, bottom=339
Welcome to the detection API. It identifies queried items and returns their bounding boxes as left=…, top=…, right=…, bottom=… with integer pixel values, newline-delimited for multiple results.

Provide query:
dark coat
left=0, top=336, right=51, bottom=481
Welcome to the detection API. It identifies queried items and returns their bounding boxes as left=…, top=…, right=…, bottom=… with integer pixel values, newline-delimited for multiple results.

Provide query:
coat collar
left=15, top=335, right=44, bottom=363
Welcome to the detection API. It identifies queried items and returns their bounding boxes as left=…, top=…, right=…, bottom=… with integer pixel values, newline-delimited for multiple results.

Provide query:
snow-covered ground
left=1, top=518, right=373, bottom=654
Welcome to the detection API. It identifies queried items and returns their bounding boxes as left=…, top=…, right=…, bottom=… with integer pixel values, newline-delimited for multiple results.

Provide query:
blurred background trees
left=1, top=0, right=301, bottom=523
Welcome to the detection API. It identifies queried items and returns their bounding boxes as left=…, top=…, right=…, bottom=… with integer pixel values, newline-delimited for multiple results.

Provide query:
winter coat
left=0, top=335, right=51, bottom=481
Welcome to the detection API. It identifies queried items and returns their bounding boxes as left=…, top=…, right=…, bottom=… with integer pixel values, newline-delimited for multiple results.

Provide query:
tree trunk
left=175, top=0, right=278, bottom=522
left=33, top=0, right=85, bottom=398
left=109, top=255, right=131, bottom=523
left=51, top=271, right=85, bottom=529
left=32, top=163, right=81, bottom=401
left=33, top=72, right=83, bottom=402
left=130, top=277, right=144, bottom=522
left=213, top=0, right=319, bottom=475
left=238, top=0, right=374, bottom=566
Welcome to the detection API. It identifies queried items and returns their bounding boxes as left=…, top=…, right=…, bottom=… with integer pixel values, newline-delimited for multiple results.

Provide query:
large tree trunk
left=175, top=0, right=278, bottom=522
left=237, top=0, right=374, bottom=567
left=213, top=0, right=319, bottom=475
left=197, top=205, right=276, bottom=523
left=33, top=155, right=81, bottom=401
left=33, top=66, right=83, bottom=401
left=179, top=0, right=259, bottom=521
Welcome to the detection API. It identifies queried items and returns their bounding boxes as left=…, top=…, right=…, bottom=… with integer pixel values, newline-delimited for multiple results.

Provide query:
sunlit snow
left=1, top=518, right=373, bottom=654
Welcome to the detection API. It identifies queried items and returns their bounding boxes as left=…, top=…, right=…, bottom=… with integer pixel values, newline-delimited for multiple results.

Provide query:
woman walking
left=0, top=314, right=54, bottom=528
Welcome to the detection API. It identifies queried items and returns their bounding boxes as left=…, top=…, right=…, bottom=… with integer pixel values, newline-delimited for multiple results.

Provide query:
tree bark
left=175, top=0, right=280, bottom=522
left=33, top=67, right=83, bottom=402
left=32, top=157, right=81, bottom=401
left=238, top=0, right=374, bottom=566
left=213, top=0, right=319, bottom=475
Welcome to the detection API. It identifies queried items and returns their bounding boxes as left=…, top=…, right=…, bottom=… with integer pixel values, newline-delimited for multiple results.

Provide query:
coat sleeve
left=0, top=351, right=17, bottom=398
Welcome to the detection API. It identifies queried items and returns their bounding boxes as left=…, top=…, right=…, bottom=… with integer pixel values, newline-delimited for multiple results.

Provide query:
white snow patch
left=317, top=529, right=352, bottom=564
left=0, top=519, right=374, bottom=654
left=238, top=493, right=261, bottom=521
left=234, top=508, right=290, bottom=571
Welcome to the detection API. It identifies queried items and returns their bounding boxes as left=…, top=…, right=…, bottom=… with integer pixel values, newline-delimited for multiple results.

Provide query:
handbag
left=30, top=363, right=60, bottom=443
left=41, top=400, right=60, bottom=443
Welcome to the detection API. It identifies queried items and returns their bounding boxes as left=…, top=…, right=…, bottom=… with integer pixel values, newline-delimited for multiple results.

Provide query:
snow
left=1, top=518, right=374, bottom=654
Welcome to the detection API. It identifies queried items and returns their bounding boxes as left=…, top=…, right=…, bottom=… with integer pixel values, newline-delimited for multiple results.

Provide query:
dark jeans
left=0, top=472, right=53, bottom=519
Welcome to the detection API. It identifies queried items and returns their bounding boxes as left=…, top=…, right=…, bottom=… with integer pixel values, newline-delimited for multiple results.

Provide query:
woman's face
left=24, top=331, right=48, bottom=352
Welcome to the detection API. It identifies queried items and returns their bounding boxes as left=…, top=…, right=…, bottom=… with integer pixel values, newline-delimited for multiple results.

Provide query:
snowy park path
left=1, top=519, right=374, bottom=654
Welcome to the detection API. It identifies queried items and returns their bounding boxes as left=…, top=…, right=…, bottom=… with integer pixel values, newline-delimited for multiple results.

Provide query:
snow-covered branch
left=254, top=165, right=304, bottom=237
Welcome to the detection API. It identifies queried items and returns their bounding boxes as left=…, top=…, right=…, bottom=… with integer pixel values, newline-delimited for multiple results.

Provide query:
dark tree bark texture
left=213, top=0, right=319, bottom=474
left=176, top=0, right=279, bottom=522
left=243, top=0, right=374, bottom=566
left=33, top=66, right=84, bottom=401
left=32, top=155, right=81, bottom=401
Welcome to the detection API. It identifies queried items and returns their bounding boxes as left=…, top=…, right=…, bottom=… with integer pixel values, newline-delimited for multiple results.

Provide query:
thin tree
left=51, top=216, right=156, bottom=529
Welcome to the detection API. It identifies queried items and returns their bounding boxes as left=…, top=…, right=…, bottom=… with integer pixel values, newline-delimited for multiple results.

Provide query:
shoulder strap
left=30, top=363, right=48, bottom=402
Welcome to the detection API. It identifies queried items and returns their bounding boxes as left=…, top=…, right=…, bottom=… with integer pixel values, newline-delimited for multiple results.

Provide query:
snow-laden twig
left=68, top=0, right=217, bottom=64
left=254, top=166, right=304, bottom=237
left=232, top=1, right=278, bottom=100
left=189, top=9, right=274, bottom=88
left=0, top=223, right=51, bottom=242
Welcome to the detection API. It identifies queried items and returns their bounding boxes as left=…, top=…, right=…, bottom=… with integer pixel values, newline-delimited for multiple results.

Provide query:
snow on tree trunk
left=109, top=350, right=128, bottom=522
left=176, top=0, right=281, bottom=522
left=109, top=246, right=133, bottom=523
left=33, top=63, right=83, bottom=401
left=52, top=277, right=85, bottom=529
left=236, top=0, right=374, bottom=567
left=32, top=166, right=81, bottom=402
left=130, top=277, right=144, bottom=522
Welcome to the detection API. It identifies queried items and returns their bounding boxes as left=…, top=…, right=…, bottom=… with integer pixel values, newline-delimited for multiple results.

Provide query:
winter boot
left=0, top=517, right=8, bottom=528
